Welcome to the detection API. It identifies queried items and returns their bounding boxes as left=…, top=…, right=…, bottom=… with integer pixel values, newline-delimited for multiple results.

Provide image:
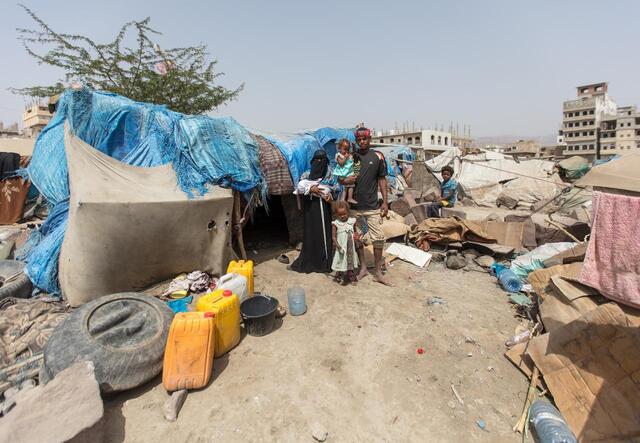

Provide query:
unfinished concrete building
left=615, top=105, right=639, bottom=153
left=374, top=123, right=472, bottom=152
left=561, top=82, right=617, bottom=160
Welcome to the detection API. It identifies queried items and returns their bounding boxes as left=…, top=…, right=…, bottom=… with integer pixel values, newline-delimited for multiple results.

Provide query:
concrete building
left=0, top=122, right=21, bottom=138
left=375, top=128, right=453, bottom=151
left=503, top=139, right=541, bottom=157
left=614, top=105, right=639, bottom=153
left=561, top=82, right=617, bottom=159
left=374, top=123, right=472, bottom=151
left=600, top=114, right=617, bottom=154
left=22, top=103, right=53, bottom=138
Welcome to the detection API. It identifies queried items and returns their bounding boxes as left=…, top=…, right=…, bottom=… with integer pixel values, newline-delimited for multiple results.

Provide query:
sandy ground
left=87, top=251, right=530, bottom=442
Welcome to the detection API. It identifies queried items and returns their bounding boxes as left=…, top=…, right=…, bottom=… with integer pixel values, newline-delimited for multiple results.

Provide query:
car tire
left=41, top=292, right=174, bottom=393
left=0, top=260, right=33, bottom=300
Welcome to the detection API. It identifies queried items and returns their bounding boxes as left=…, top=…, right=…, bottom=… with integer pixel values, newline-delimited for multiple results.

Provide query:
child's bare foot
left=347, top=198, right=358, bottom=205
left=356, top=267, right=368, bottom=281
left=373, top=271, right=394, bottom=286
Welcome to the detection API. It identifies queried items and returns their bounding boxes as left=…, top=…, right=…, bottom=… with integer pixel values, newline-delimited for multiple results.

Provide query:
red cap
left=417, top=348, right=425, bottom=355
left=223, top=290, right=233, bottom=297
left=204, top=312, right=215, bottom=318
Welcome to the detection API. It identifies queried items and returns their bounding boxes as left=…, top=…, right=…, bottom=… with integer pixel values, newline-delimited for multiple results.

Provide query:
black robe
left=290, top=194, right=332, bottom=274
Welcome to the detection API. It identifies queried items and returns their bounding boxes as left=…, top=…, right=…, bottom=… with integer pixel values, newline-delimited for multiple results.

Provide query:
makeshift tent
left=557, top=156, right=590, bottom=180
left=577, top=153, right=640, bottom=193
left=60, top=126, right=232, bottom=306
left=22, top=88, right=264, bottom=295
left=457, top=157, right=563, bottom=207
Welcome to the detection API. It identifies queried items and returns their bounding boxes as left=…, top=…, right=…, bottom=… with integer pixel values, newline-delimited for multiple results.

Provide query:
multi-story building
left=615, top=105, right=639, bottom=153
left=374, top=123, right=472, bottom=151
left=375, top=129, right=453, bottom=151
left=561, top=82, right=617, bottom=159
left=599, top=114, right=617, bottom=154
left=22, top=103, right=53, bottom=138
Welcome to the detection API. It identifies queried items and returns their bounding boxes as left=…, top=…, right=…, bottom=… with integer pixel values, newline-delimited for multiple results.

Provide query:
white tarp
left=457, top=157, right=562, bottom=207
left=577, top=153, right=640, bottom=193
left=425, top=147, right=462, bottom=174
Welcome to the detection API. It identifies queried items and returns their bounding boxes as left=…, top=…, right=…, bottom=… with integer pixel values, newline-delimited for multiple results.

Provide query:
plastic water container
left=218, top=273, right=249, bottom=303
left=227, top=260, right=254, bottom=295
left=162, top=312, right=215, bottom=392
left=529, top=400, right=577, bottom=443
left=491, top=263, right=523, bottom=293
left=287, top=287, right=307, bottom=316
left=196, top=289, right=241, bottom=357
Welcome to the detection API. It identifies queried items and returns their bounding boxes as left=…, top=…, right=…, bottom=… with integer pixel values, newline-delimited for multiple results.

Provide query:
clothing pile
left=162, top=271, right=216, bottom=298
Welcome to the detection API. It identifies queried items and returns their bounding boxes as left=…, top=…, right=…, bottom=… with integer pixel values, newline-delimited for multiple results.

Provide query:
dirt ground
left=90, top=250, right=530, bottom=442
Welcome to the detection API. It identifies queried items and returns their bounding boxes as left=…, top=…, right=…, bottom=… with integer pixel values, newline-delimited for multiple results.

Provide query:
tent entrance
left=242, top=195, right=294, bottom=263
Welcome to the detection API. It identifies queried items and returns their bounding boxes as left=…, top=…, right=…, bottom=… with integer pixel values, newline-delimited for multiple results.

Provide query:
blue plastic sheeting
left=264, top=130, right=408, bottom=191
left=266, top=128, right=355, bottom=184
left=23, top=87, right=265, bottom=295
left=374, top=144, right=415, bottom=177
left=177, top=116, right=263, bottom=195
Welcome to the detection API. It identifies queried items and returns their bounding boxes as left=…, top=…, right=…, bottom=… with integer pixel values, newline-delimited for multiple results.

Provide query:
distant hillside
left=474, top=134, right=558, bottom=146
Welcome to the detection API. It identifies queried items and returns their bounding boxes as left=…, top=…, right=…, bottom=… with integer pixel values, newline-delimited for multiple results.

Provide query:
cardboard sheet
left=529, top=263, right=601, bottom=332
left=480, top=221, right=525, bottom=249
left=528, top=263, right=584, bottom=300
left=526, top=303, right=640, bottom=441
left=505, top=341, right=535, bottom=379
left=550, top=275, right=600, bottom=302
left=504, top=341, right=545, bottom=390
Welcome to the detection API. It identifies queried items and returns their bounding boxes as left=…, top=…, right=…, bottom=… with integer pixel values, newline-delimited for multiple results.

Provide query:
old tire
left=42, top=292, right=174, bottom=393
left=0, top=260, right=33, bottom=300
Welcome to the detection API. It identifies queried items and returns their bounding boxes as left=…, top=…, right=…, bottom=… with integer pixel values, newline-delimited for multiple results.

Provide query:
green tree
left=11, top=4, right=242, bottom=114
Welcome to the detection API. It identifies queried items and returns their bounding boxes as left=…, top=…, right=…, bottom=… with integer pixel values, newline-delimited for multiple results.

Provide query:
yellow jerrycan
left=162, top=311, right=215, bottom=391
left=227, top=260, right=254, bottom=295
left=196, top=289, right=241, bottom=357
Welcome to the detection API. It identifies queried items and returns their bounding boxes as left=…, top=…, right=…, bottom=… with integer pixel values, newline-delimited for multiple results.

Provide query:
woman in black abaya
left=290, top=150, right=334, bottom=274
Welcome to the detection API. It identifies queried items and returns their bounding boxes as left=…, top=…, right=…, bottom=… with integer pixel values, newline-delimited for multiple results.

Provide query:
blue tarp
left=23, top=87, right=397, bottom=295
left=23, top=88, right=265, bottom=294
left=265, top=127, right=355, bottom=184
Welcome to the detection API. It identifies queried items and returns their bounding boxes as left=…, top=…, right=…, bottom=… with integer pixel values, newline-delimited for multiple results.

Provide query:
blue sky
left=1, top=0, right=638, bottom=136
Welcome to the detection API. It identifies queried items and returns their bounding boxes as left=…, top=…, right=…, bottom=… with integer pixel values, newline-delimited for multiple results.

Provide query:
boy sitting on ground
left=426, top=165, right=457, bottom=218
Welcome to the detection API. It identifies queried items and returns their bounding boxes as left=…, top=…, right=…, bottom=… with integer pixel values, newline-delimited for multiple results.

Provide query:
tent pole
left=233, top=191, right=248, bottom=260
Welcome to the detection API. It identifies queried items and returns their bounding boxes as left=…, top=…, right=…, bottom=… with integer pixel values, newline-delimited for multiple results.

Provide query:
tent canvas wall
left=60, top=127, right=232, bottom=306
left=577, top=154, right=640, bottom=194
